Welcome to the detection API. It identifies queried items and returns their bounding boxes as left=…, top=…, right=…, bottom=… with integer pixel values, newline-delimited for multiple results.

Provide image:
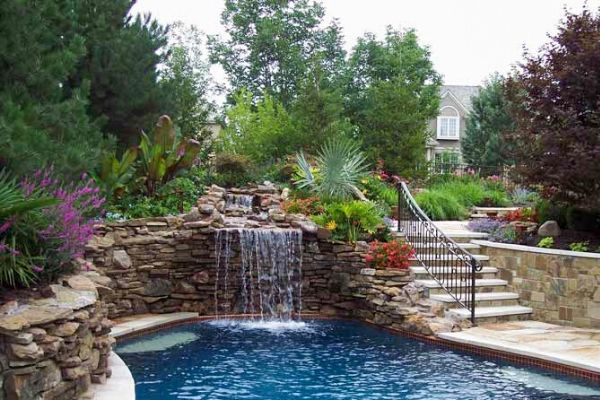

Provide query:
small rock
left=113, top=250, right=132, bottom=269
left=183, top=207, right=200, bottom=222
left=52, top=322, right=80, bottom=337
left=191, top=271, right=210, bottom=284
left=538, top=220, right=561, bottom=237
left=66, top=275, right=97, bottom=292
left=8, top=342, right=44, bottom=361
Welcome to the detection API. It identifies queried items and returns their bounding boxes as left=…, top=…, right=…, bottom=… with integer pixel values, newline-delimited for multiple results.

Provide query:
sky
left=132, top=0, right=600, bottom=90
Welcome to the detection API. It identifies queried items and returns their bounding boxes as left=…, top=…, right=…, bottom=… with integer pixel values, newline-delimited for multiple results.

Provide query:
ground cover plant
left=366, top=240, right=415, bottom=270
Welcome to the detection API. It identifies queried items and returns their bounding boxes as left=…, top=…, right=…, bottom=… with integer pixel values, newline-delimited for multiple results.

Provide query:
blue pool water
left=117, top=320, right=600, bottom=400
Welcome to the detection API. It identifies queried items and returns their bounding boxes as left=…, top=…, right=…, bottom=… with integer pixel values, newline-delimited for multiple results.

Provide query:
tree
left=209, top=0, right=345, bottom=107
left=462, top=75, right=514, bottom=168
left=66, top=0, right=169, bottom=147
left=344, top=28, right=441, bottom=176
left=505, top=7, right=600, bottom=209
left=217, top=89, right=293, bottom=163
left=0, top=0, right=112, bottom=179
left=160, top=23, right=214, bottom=140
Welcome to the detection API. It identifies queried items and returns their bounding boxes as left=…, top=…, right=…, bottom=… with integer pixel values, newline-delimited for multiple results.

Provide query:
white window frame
left=437, top=116, right=460, bottom=140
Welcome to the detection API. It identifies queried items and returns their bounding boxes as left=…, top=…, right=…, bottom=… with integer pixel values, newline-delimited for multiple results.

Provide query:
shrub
left=535, top=199, right=568, bottom=227
left=312, top=201, right=383, bottom=242
left=1, top=168, right=104, bottom=287
left=414, top=190, right=468, bottom=221
left=365, top=240, right=415, bottom=270
left=467, top=218, right=505, bottom=234
left=502, top=208, right=537, bottom=223
left=488, top=225, right=517, bottom=243
left=511, top=187, right=539, bottom=206
left=281, top=197, right=324, bottom=216
left=569, top=241, right=589, bottom=252
left=359, top=175, right=398, bottom=207
left=213, top=153, right=256, bottom=188
left=537, top=237, right=554, bottom=248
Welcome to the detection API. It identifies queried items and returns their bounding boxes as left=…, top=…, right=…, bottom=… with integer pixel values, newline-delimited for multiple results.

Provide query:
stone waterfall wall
left=0, top=276, right=114, bottom=400
left=84, top=217, right=467, bottom=335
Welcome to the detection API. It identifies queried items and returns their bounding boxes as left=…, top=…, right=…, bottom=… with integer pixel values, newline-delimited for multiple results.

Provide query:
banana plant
left=91, top=147, right=139, bottom=199
left=139, top=115, right=201, bottom=195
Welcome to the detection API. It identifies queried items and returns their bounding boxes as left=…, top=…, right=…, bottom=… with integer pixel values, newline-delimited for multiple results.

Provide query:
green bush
left=414, top=190, right=468, bottom=221
left=312, top=201, right=383, bottom=242
left=359, top=175, right=398, bottom=207
left=212, top=153, right=256, bottom=188
left=535, top=199, right=568, bottom=227
left=105, top=169, right=207, bottom=219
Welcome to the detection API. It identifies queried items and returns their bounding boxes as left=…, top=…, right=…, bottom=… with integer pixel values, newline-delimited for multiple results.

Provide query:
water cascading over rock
left=214, top=228, right=303, bottom=320
left=225, top=194, right=254, bottom=209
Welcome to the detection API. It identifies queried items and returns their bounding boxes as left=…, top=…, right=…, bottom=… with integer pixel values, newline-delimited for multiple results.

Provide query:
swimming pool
left=117, top=320, right=600, bottom=399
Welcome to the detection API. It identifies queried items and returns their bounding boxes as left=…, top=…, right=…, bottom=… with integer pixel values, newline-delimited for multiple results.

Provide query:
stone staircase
left=405, top=231, right=533, bottom=324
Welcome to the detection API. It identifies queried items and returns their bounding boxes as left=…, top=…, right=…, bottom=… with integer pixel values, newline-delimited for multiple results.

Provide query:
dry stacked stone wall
left=0, top=275, right=114, bottom=400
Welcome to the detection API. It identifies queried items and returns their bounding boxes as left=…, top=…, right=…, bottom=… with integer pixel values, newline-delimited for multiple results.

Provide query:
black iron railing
left=397, top=182, right=482, bottom=323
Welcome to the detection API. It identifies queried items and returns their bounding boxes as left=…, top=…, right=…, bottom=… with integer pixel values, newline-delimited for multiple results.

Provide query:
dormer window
left=437, top=106, right=460, bottom=140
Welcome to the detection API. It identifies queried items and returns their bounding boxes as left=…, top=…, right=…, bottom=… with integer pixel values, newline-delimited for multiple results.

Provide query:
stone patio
left=438, top=320, right=600, bottom=373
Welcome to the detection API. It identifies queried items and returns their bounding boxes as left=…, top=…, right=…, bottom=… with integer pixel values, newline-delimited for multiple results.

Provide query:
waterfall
left=225, top=194, right=254, bottom=209
left=214, top=228, right=303, bottom=321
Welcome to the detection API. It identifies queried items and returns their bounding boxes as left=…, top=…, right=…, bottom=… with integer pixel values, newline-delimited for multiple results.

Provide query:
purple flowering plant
left=0, top=167, right=104, bottom=287
left=467, top=218, right=505, bottom=234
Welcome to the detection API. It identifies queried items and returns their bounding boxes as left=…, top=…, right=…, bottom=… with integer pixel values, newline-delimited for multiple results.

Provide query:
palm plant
left=294, top=138, right=369, bottom=201
left=0, top=170, right=57, bottom=287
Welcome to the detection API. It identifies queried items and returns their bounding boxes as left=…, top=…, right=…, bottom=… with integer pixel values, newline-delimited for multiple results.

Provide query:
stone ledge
left=89, top=352, right=135, bottom=400
left=472, top=240, right=600, bottom=259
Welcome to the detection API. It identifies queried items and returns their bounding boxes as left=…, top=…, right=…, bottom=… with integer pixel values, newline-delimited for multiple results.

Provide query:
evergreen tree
left=462, top=75, right=514, bottom=168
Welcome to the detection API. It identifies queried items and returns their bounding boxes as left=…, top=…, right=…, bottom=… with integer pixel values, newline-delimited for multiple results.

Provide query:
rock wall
left=85, top=216, right=466, bottom=336
left=0, top=275, right=114, bottom=400
left=476, top=241, right=600, bottom=328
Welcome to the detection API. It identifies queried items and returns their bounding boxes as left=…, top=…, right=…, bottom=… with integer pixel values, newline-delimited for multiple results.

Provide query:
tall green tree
left=209, top=0, right=345, bottom=107
left=462, top=75, right=514, bottom=168
left=160, top=22, right=213, bottom=140
left=66, top=1, right=168, bottom=147
left=217, top=89, right=293, bottom=163
left=0, top=0, right=112, bottom=179
left=344, top=28, right=441, bottom=176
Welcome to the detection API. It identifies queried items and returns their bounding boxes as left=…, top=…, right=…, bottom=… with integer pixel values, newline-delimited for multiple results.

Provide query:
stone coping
left=89, top=352, right=135, bottom=400
left=472, top=240, right=600, bottom=259
left=438, top=321, right=600, bottom=374
left=107, top=312, right=600, bottom=385
left=111, top=312, right=200, bottom=338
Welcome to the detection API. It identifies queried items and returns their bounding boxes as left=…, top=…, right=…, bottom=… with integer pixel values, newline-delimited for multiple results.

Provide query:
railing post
left=397, top=183, right=402, bottom=234
left=471, top=255, right=477, bottom=325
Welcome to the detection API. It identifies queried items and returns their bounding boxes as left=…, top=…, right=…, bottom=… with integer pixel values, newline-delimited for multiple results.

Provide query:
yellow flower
left=362, top=189, right=368, bottom=195
left=325, top=220, right=337, bottom=231
left=361, top=178, right=368, bottom=184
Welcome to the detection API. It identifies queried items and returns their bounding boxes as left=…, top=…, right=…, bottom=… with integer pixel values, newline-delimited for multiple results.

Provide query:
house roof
left=441, top=85, right=480, bottom=112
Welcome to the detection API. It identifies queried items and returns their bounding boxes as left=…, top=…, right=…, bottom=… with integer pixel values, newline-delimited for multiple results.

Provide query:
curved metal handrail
left=397, top=182, right=482, bottom=323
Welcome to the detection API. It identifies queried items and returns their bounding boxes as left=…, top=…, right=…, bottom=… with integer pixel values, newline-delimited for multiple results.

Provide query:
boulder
left=538, top=220, right=561, bottom=237
left=4, top=361, right=61, bottom=399
left=132, top=279, right=173, bottom=297
left=113, top=250, right=132, bottom=269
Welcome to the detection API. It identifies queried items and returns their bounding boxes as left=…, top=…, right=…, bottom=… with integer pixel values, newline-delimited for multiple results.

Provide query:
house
left=425, top=85, right=480, bottom=164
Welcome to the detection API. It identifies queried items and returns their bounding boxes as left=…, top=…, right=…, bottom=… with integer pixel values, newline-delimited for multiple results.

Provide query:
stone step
left=416, top=278, right=508, bottom=289
left=472, top=207, right=519, bottom=214
left=409, top=266, right=498, bottom=275
left=410, top=254, right=489, bottom=263
left=446, top=305, right=533, bottom=320
left=443, top=232, right=489, bottom=243
left=429, top=291, right=519, bottom=303
left=411, top=242, right=481, bottom=251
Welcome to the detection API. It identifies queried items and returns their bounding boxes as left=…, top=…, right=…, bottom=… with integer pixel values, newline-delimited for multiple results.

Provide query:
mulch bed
left=524, top=229, right=600, bottom=253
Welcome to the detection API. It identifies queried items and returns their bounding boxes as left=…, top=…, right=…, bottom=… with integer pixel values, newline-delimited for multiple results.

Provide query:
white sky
left=133, top=0, right=600, bottom=91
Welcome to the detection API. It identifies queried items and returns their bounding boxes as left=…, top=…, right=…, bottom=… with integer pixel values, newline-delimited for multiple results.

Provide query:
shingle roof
left=441, top=85, right=481, bottom=112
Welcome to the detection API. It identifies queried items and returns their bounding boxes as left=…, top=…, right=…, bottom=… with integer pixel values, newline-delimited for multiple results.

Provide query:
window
left=437, top=116, right=460, bottom=139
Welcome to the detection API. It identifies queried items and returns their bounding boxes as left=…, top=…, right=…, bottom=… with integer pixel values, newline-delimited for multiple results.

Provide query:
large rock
left=4, top=361, right=62, bottom=399
left=113, top=250, right=132, bottom=269
left=538, top=220, right=561, bottom=237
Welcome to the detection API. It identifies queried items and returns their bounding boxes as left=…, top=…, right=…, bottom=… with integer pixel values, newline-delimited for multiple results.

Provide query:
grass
left=415, top=177, right=510, bottom=220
